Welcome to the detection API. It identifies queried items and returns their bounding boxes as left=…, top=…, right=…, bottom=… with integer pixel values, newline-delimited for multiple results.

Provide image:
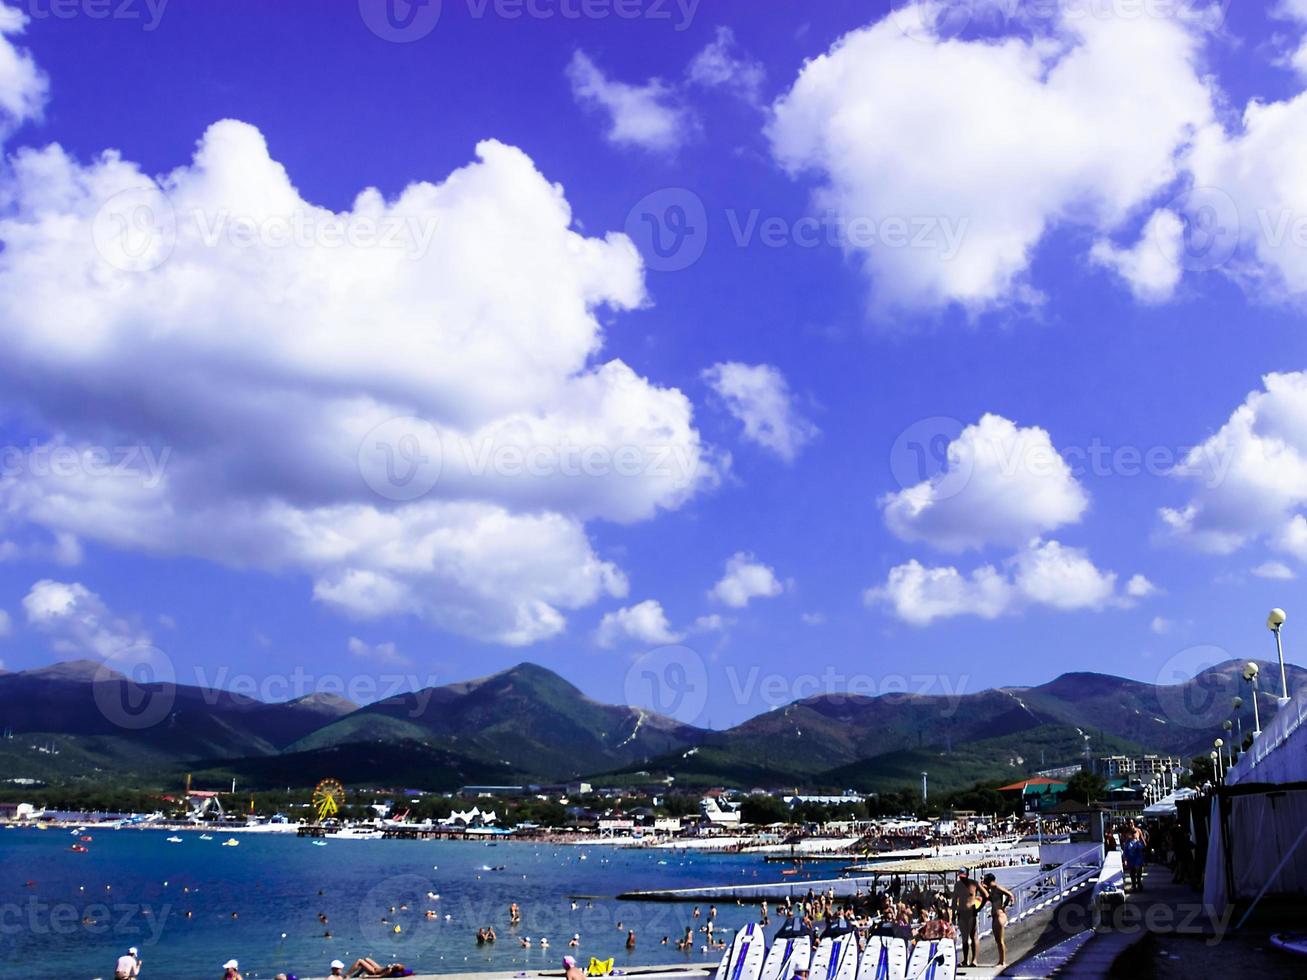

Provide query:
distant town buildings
left=1092, top=754, right=1183, bottom=803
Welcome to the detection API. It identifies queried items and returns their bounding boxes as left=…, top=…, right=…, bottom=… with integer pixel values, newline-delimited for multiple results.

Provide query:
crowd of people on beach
left=745, top=869, right=1017, bottom=970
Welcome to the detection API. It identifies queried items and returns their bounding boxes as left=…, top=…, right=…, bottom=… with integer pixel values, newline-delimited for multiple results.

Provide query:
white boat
left=810, top=932, right=859, bottom=980
left=311, top=839, right=328, bottom=846
left=905, top=938, right=955, bottom=980
left=166, top=836, right=183, bottom=843
left=221, top=838, right=240, bottom=847
left=859, top=937, right=908, bottom=980
left=713, top=922, right=765, bottom=980
left=760, top=933, right=811, bottom=980
left=199, top=834, right=214, bottom=840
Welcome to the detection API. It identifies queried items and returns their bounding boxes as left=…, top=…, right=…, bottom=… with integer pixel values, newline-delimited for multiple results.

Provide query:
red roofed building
left=997, top=776, right=1069, bottom=813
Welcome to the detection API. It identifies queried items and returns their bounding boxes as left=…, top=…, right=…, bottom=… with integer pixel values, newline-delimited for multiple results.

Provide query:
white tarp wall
left=1226, top=696, right=1307, bottom=786
left=1204, top=692, right=1307, bottom=910
left=1204, top=789, right=1307, bottom=910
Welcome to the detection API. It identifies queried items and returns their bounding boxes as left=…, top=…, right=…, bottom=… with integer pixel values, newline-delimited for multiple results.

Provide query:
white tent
left=1203, top=695, right=1307, bottom=912
left=1142, top=788, right=1197, bottom=818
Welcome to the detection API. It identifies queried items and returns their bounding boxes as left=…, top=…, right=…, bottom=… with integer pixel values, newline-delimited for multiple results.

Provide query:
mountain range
left=1, top=657, right=1301, bottom=796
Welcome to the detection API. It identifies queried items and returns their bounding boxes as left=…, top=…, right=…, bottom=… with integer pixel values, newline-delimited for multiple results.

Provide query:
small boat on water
left=68, top=844, right=88, bottom=853
left=79, top=835, right=93, bottom=842
left=311, top=839, right=328, bottom=847
left=221, top=838, right=240, bottom=847
left=166, top=836, right=184, bottom=843
left=199, top=834, right=214, bottom=840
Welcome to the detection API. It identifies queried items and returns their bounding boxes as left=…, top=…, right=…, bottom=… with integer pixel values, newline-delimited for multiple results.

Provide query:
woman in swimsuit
left=982, top=874, right=1016, bottom=968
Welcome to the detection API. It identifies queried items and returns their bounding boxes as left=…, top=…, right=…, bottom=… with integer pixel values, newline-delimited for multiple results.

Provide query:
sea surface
left=0, top=828, right=818, bottom=979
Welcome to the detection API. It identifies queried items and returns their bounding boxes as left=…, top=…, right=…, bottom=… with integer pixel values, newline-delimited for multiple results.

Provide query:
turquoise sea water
left=0, top=829, right=815, bottom=979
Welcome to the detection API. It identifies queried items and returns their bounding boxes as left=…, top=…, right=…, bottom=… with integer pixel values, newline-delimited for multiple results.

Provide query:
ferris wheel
left=312, top=778, right=345, bottom=822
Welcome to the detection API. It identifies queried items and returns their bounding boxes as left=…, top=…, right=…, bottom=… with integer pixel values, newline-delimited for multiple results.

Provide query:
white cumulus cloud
left=22, top=580, right=150, bottom=657
left=882, top=414, right=1088, bottom=552
left=567, top=51, right=690, bottom=153
left=0, top=4, right=46, bottom=138
left=1125, top=574, right=1159, bottom=598
left=1253, top=560, right=1296, bottom=580
left=703, top=362, right=817, bottom=463
left=710, top=552, right=784, bottom=608
left=0, top=108, right=721, bottom=646
left=595, top=599, right=684, bottom=648
left=1159, top=372, right=1307, bottom=559
left=767, top=3, right=1213, bottom=311
left=867, top=539, right=1126, bottom=626
left=347, top=636, right=408, bottom=666
left=1091, top=209, right=1186, bottom=304
left=687, top=27, right=765, bottom=103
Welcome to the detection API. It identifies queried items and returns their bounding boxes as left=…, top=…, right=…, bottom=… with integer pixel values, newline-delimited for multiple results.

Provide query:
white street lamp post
left=1243, top=662, right=1263, bottom=737
left=1215, top=738, right=1225, bottom=781
left=1267, top=608, right=1290, bottom=703
left=1232, top=697, right=1243, bottom=738
left=921, top=772, right=928, bottom=802
left=1222, top=721, right=1234, bottom=767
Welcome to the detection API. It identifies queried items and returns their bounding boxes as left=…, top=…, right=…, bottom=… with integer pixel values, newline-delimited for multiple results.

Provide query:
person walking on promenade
left=982, top=873, right=1016, bottom=968
left=951, top=870, right=988, bottom=968
left=1122, top=829, right=1146, bottom=892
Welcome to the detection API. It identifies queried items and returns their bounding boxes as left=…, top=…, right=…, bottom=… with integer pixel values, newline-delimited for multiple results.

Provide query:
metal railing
left=974, top=845, right=1103, bottom=938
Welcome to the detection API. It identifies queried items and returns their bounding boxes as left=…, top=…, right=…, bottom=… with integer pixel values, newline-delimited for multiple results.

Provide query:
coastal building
left=458, top=784, right=529, bottom=798
left=700, top=795, right=742, bottom=827
left=1091, top=754, right=1181, bottom=783
left=781, top=791, right=867, bottom=806
left=998, top=776, right=1068, bottom=813
left=0, top=802, right=38, bottom=821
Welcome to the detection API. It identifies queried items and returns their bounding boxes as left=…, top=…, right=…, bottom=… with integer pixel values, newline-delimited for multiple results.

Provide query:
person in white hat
left=330, top=960, right=346, bottom=977
left=222, top=959, right=243, bottom=980
left=113, top=946, right=140, bottom=979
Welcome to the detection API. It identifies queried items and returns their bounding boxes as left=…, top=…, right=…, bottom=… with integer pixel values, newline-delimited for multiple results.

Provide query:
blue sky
left=2, top=0, right=1307, bottom=727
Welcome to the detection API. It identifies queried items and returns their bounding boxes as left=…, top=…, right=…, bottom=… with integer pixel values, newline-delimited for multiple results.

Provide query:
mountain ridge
left=1, top=656, right=1301, bottom=793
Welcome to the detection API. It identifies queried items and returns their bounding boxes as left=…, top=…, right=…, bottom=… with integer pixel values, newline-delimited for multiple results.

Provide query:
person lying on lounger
left=346, top=957, right=413, bottom=977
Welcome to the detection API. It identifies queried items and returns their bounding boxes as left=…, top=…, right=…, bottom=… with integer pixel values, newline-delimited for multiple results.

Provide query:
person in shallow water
left=222, top=959, right=242, bottom=980
left=113, top=945, right=140, bottom=980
